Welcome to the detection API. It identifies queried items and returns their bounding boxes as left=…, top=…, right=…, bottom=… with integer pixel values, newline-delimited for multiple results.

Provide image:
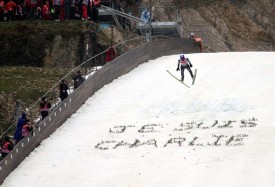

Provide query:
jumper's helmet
left=180, top=54, right=185, bottom=60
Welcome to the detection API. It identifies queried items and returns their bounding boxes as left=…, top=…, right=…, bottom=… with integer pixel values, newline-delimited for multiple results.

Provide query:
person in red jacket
left=5, top=0, right=16, bottom=21
left=190, top=32, right=203, bottom=52
left=39, top=96, right=51, bottom=120
left=22, top=119, right=33, bottom=138
left=1, top=136, right=13, bottom=159
left=59, top=0, right=65, bottom=20
left=105, top=46, right=116, bottom=63
left=42, top=1, right=50, bottom=20
left=81, top=0, right=88, bottom=20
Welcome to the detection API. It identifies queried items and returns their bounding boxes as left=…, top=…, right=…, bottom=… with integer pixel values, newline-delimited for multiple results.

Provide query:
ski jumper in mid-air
left=176, top=54, right=194, bottom=81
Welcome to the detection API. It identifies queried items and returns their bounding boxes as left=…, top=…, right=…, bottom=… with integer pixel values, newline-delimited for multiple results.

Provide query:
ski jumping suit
left=177, top=56, right=194, bottom=81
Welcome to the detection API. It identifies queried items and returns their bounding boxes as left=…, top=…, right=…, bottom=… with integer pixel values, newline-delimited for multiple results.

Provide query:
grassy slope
left=0, top=66, right=70, bottom=134
left=0, top=21, right=97, bottom=135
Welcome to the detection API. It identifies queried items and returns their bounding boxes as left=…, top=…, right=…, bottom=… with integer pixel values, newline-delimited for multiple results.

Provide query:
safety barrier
left=0, top=37, right=200, bottom=184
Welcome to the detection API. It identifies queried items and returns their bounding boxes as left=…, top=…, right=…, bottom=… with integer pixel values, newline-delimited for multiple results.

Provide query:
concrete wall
left=0, top=38, right=200, bottom=184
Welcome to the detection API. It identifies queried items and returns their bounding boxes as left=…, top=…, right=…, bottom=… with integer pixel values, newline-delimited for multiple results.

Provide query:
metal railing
left=136, top=6, right=182, bottom=37
left=0, top=35, right=171, bottom=146
left=100, top=5, right=147, bottom=32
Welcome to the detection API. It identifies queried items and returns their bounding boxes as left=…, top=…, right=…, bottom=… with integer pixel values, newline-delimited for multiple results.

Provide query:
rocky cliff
left=141, top=0, right=274, bottom=51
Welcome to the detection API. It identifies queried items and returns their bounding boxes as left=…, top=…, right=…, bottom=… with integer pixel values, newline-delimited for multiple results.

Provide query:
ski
left=166, top=70, right=190, bottom=88
left=192, top=69, right=197, bottom=85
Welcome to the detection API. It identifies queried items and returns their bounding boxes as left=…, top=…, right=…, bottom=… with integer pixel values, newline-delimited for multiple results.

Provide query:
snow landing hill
left=2, top=52, right=275, bottom=187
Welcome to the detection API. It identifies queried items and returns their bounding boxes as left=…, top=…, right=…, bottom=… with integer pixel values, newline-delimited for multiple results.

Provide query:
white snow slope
left=2, top=52, right=275, bottom=187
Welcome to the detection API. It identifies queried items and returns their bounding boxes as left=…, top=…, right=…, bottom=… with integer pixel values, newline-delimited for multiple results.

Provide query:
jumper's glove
left=176, top=68, right=179, bottom=71
left=187, top=58, right=193, bottom=68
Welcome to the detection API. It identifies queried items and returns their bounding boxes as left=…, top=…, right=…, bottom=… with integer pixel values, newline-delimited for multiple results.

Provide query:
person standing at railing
left=42, top=1, right=50, bottom=20
left=22, top=119, right=33, bottom=137
left=24, top=0, right=31, bottom=19
left=190, top=32, right=203, bottom=52
left=141, top=7, right=150, bottom=23
left=53, top=0, right=61, bottom=21
left=28, top=0, right=38, bottom=19
left=0, top=0, right=5, bottom=21
left=1, top=136, right=13, bottom=158
left=65, top=0, right=71, bottom=19
left=69, top=0, right=75, bottom=19
left=73, top=70, right=85, bottom=90
left=39, top=97, right=51, bottom=120
left=59, top=79, right=69, bottom=101
left=90, top=0, right=100, bottom=23
left=5, top=0, right=17, bottom=21
left=59, top=0, right=65, bottom=20
left=13, top=112, right=27, bottom=144
left=81, top=0, right=88, bottom=20
left=105, top=46, right=116, bottom=63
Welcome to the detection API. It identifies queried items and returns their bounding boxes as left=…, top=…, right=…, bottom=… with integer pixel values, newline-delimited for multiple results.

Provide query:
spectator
left=42, top=1, right=50, bottom=20
left=141, top=8, right=150, bottom=23
left=69, top=0, right=76, bottom=19
left=81, top=0, right=88, bottom=20
left=190, top=32, right=203, bottom=52
left=28, top=0, right=38, bottom=19
left=24, top=0, right=31, bottom=19
left=13, top=112, right=27, bottom=144
left=0, top=0, right=5, bottom=21
left=36, top=4, right=41, bottom=19
left=53, top=0, right=60, bottom=21
left=22, top=119, right=33, bottom=137
left=39, top=96, right=51, bottom=120
left=5, top=0, right=17, bottom=21
left=90, top=0, right=100, bottom=23
left=59, top=79, right=69, bottom=101
left=119, top=0, right=126, bottom=28
left=73, top=70, right=85, bottom=90
left=105, top=46, right=116, bottom=63
left=73, top=0, right=81, bottom=20
left=15, top=3, right=23, bottom=20
left=59, top=0, right=65, bottom=20
left=65, top=0, right=71, bottom=19
left=1, top=136, right=13, bottom=158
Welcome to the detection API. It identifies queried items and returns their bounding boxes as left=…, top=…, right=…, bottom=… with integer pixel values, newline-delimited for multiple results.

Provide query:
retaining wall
left=0, top=38, right=200, bottom=184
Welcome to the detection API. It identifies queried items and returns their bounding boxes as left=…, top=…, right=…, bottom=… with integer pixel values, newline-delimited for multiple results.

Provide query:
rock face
left=0, top=27, right=84, bottom=67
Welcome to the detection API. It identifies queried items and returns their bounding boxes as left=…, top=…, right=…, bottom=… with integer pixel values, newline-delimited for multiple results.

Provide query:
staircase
left=99, top=5, right=181, bottom=38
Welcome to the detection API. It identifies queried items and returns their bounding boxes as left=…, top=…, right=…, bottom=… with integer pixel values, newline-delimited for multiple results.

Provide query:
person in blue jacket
left=13, top=112, right=27, bottom=144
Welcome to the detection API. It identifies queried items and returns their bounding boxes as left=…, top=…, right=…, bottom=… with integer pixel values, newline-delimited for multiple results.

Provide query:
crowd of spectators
left=0, top=69, right=87, bottom=160
left=0, top=112, right=32, bottom=159
left=0, top=0, right=139, bottom=162
left=0, top=0, right=101, bottom=22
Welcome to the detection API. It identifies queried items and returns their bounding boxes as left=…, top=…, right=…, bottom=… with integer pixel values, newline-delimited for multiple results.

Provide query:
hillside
left=3, top=52, right=275, bottom=186
left=141, top=0, right=274, bottom=51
